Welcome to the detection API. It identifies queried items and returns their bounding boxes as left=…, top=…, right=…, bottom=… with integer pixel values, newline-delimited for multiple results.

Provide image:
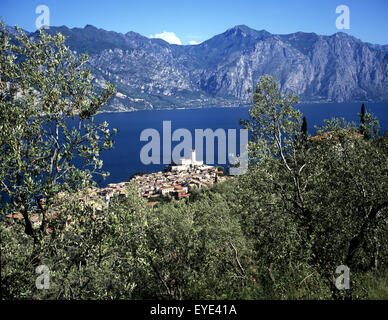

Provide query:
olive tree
left=240, top=75, right=312, bottom=233
left=0, top=25, right=116, bottom=241
left=239, top=75, right=388, bottom=298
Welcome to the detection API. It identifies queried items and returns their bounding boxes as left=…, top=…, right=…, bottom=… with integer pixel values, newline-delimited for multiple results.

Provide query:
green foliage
left=145, top=187, right=252, bottom=299
left=358, top=103, right=380, bottom=140
left=236, top=75, right=388, bottom=299
left=0, top=24, right=116, bottom=240
left=1, top=185, right=151, bottom=299
left=240, top=74, right=302, bottom=165
left=361, top=271, right=388, bottom=300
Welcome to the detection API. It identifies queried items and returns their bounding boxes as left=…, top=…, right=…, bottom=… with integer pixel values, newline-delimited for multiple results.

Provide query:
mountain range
left=26, top=24, right=388, bottom=111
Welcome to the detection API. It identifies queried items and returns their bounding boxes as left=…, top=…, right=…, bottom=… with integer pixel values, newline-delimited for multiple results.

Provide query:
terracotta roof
left=5, top=212, right=24, bottom=219
left=310, top=130, right=364, bottom=142
left=147, top=201, right=159, bottom=207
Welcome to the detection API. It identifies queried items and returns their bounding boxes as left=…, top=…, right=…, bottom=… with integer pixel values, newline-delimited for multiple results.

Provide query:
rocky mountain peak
left=14, top=24, right=388, bottom=111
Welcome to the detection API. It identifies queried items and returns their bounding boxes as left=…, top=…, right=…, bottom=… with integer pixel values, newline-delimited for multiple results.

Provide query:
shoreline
left=98, top=100, right=388, bottom=115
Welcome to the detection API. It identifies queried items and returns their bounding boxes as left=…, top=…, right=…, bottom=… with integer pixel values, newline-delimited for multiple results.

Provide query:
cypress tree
left=360, top=103, right=369, bottom=139
left=301, top=116, right=308, bottom=150
left=301, top=116, right=307, bottom=136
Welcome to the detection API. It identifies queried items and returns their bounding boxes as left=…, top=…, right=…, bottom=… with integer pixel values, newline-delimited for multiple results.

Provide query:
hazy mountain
left=5, top=25, right=31, bottom=36
left=32, top=24, right=388, bottom=111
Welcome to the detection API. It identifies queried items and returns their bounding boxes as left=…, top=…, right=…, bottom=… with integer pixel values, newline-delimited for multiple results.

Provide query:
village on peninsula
left=95, top=149, right=230, bottom=209
left=5, top=150, right=232, bottom=225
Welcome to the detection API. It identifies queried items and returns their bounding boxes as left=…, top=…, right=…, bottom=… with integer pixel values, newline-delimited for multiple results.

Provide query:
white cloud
left=150, top=31, right=182, bottom=45
left=188, top=40, right=200, bottom=45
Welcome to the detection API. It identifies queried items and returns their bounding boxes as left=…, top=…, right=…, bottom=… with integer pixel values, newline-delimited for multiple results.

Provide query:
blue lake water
left=95, top=102, right=388, bottom=187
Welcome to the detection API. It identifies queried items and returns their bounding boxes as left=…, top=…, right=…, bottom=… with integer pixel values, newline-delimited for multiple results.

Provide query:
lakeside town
left=4, top=150, right=232, bottom=224
left=92, top=149, right=230, bottom=209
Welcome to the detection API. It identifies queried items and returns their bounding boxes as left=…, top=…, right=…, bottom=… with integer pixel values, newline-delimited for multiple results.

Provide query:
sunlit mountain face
left=24, top=24, right=388, bottom=111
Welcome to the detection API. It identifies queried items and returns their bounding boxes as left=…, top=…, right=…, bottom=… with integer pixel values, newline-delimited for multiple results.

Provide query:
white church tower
left=191, top=149, right=196, bottom=164
left=175, top=149, right=204, bottom=170
left=191, top=149, right=204, bottom=166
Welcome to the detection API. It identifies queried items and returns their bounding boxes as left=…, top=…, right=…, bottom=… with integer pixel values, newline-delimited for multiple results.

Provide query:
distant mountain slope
left=29, top=25, right=388, bottom=111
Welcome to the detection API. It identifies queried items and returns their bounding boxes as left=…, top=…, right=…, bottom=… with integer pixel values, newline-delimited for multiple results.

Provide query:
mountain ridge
left=10, top=24, right=388, bottom=111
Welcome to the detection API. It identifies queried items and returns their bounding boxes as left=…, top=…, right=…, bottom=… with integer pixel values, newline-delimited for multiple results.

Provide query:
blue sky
left=1, top=0, right=387, bottom=45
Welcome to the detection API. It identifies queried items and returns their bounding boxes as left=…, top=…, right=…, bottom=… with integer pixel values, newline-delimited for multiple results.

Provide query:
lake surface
left=95, top=102, right=388, bottom=187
